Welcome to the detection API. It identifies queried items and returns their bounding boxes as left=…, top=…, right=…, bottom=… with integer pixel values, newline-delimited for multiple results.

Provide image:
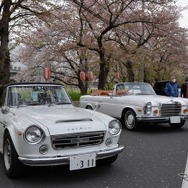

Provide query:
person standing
left=164, top=76, right=179, bottom=97
left=180, top=77, right=188, bottom=98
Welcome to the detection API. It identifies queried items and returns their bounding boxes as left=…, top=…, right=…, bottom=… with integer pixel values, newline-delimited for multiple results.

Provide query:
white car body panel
left=80, top=82, right=188, bottom=125
left=0, top=83, right=124, bottom=174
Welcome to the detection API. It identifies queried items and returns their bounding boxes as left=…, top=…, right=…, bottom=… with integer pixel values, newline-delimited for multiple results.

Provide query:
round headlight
left=109, top=120, right=121, bottom=136
left=24, top=126, right=45, bottom=144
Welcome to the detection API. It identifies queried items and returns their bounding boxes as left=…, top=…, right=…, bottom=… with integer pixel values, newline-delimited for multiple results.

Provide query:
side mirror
left=94, top=103, right=100, bottom=111
left=1, top=106, right=10, bottom=114
left=108, top=93, right=113, bottom=98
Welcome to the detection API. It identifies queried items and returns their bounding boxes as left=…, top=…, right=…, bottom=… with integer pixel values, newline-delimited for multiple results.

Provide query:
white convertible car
left=80, top=82, right=188, bottom=130
left=0, top=82, right=124, bottom=178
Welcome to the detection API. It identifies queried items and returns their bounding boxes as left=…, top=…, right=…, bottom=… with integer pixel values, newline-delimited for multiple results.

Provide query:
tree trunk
left=79, top=80, right=88, bottom=95
left=98, top=62, right=109, bottom=89
left=126, top=60, right=134, bottom=82
left=0, top=0, right=11, bottom=86
left=97, top=36, right=109, bottom=90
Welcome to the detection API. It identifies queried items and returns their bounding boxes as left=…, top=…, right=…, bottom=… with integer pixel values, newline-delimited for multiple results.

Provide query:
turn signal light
left=105, top=137, right=113, bottom=147
left=39, top=145, right=48, bottom=155
left=153, top=109, right=159, bottom=115
left=183, top=108, right=188, bottom=114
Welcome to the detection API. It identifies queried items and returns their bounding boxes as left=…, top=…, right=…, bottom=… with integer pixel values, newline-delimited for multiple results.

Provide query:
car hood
left=118, top=95, right=188, bottom=106
left=10, top=105, right=110, bottom=135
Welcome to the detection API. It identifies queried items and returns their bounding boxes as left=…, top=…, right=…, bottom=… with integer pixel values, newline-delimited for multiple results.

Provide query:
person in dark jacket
left=181, top=77, right=188, bottom=98
left=164, top=76, right=179, bottom=97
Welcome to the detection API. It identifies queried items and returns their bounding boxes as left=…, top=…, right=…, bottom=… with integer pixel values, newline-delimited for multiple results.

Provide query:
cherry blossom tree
left=0, top=0, right=58, bottom=88
left=13, top=0, right=188, bottom=93
left=70, top=0, right=185, bottom=88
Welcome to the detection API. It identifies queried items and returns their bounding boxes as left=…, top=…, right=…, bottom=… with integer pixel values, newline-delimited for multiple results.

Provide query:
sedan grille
left=51, top=131, right=105, bottom=150
left=161, top=103, right=181, bottom=116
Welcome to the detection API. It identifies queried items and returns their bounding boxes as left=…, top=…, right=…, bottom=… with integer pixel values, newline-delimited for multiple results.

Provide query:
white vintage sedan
left=80, top=82, right=188, bottom=130
left=0, top=83, right=124, bottom=178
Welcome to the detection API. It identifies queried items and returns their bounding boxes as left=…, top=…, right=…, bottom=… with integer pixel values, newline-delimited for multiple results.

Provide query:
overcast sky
left=176, top=0, right=188, bottom=28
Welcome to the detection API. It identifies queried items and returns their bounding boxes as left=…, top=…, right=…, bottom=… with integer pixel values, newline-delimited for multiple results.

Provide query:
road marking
left=181, top=154, right=188, bottom=188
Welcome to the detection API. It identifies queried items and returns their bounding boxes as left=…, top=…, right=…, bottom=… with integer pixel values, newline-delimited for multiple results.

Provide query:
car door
left=96, top=95, right=120, bottom=118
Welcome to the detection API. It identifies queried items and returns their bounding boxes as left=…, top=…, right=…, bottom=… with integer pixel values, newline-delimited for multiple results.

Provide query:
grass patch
left=67, top=90, right=81, bottom=101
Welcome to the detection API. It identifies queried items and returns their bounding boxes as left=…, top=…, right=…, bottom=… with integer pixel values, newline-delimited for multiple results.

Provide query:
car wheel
left=86, top=105, right=93, bottom=110
left=123, top=109, right=137, bottom=130
left=169, top=120, right=185, bottom=128
left=3, top=132, right=22, bottom=178
left=98, top=155, right=118, bottom=165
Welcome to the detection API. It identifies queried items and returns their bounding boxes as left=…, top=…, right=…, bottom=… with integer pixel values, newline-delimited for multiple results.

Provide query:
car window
left=117, top=83, right=156, bottom=95
left=7, top=85, right=71, bottom=107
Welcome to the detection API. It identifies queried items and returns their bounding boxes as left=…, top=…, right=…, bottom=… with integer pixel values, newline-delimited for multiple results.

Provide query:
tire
left=3, top=132, right=22, bottom=178
left=98, top=155, right=118, bottom=165
left=123, top=109, right=137, bottom=130
left=169, top=120, right=185, bottom=128
left=86, top=105, right=93, bottom=110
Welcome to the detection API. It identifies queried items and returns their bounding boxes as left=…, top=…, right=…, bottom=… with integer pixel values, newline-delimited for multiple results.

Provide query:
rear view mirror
left=1, top=106, right=10, bottom=114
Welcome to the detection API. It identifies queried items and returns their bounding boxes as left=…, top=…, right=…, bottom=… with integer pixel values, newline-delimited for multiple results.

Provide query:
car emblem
left=71, top=137, right=89, bottom=144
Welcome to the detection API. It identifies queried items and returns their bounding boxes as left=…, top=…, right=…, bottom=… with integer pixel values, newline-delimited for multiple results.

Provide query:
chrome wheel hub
left=4, top=139, right=11, bottom=170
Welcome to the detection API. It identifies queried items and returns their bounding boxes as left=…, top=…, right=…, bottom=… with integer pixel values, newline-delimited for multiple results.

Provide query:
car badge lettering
left=67, top=126, right=91, bottom=132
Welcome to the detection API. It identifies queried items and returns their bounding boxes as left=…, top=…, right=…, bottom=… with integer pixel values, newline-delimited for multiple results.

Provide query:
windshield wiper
left=27, top=102, right=41, bottom=106
left=135, top=93, right=153, bottom=95
left=56, top=102, right=72, bottom=105
left=48, top=101, right=71, bottom=107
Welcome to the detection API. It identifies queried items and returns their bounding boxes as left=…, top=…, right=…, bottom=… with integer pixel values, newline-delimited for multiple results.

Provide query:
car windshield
left=7, top=84, right=72, bottom=107
left=116, top=83, right=156, bottom=95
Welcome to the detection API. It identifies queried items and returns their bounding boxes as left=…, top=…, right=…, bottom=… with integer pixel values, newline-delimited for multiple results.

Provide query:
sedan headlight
left=24, top=125, right=45, bottom=144
left=144, top=102, right=152, bottom=115
left=109, top=120, right=121, bottom=136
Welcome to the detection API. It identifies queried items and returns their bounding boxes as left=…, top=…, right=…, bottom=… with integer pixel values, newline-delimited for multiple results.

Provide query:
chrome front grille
left=51, top=131, right=105, bottom=150
left=161, top=103, right=181, bottom=116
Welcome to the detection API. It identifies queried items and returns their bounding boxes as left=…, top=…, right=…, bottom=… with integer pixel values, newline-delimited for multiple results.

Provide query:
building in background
left=10, top=62, right=27, bottom=82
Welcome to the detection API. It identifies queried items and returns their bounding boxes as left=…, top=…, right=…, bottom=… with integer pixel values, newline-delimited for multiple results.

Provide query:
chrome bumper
left=137, top=116, right=188, bottom=123
left=18, top=145, right=124, bottom=166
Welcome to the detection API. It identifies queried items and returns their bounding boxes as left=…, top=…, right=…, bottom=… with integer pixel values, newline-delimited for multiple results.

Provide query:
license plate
left=70, top=153, right=96, bottom=171
left=170, top=116, right=180, bottom=123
